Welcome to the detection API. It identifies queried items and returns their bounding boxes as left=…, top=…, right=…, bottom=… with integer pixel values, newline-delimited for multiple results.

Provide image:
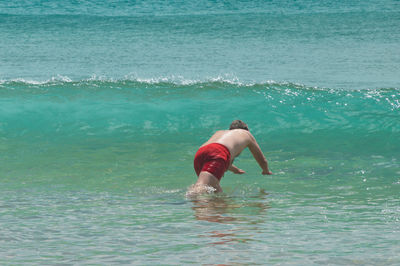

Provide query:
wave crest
left=0, top=74, right=326, bottom=88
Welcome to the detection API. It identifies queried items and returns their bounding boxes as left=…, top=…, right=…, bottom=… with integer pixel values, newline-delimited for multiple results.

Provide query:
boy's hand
left=229, top=164, right=245, bottom=174
left=235, top=168, right=245, bottom=174
left=262, top=169, right=273, bottom=175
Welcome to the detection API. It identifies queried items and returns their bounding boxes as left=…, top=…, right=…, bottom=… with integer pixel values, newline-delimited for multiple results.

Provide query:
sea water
left=0, top=1, right=399, bottom=265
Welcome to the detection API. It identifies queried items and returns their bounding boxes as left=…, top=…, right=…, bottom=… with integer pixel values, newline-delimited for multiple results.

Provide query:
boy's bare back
left=201, top=129, right=270, bottom=174
left=200, top=129, right=252, bottom=158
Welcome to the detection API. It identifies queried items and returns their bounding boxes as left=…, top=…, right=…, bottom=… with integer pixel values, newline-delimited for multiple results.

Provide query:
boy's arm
left=247, top=133, right=272, bottom=175
left=228, top=164, right=245, bottom=174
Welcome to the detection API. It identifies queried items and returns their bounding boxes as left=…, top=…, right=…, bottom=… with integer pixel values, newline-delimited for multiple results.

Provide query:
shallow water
left=1, top=0, right=400, bottom=265
left=1, top=80, right=399, bottom=264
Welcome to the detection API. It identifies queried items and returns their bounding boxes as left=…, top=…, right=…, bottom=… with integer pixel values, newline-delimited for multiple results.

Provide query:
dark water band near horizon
left=0, top=0, right=399, bottom=265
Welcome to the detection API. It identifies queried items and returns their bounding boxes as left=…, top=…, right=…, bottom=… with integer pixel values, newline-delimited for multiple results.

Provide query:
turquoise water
left=1, top=1, right=400, bottom=265
left=1, top=1, right=399, bottom=88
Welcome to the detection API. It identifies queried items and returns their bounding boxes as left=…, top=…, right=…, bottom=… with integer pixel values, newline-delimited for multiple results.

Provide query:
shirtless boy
left=190, top=120, right=272, bottom=194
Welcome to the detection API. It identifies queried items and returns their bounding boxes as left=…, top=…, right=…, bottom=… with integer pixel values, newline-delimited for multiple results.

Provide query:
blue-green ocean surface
left=1, top=80, right=399, bottom=264
left=1, top=0, right=400, bottom=265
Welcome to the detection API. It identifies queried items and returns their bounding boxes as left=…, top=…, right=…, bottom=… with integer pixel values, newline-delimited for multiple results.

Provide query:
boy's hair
left=229, top=120, right=249, bottom=131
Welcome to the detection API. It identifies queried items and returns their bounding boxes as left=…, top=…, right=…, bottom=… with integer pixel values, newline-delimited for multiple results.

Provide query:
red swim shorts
left=193, top=143, right=231, bottom=180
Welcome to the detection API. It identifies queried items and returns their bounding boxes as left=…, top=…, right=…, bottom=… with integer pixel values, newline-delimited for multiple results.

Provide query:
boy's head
left=229, top=120, right=249, bottom=131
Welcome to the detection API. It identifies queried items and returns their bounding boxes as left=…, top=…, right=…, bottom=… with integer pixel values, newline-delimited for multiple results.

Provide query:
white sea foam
left=0, top=74, right=245, bottom=86
left=185, top=184, right=217, bottom=197
left=0, top=75, right=398, bottom=95
left=0, top=75, right=73, bottom=85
